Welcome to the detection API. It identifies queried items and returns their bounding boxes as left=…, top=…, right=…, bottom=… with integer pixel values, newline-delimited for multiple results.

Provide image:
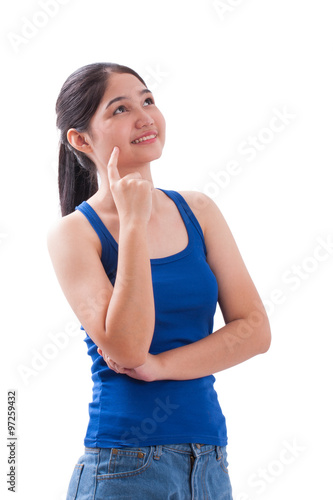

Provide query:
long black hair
left=55, top=62, right=147, bottom=216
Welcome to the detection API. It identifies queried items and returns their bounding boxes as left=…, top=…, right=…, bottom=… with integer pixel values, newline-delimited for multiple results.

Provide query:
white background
left=1, top=0, right=332, bottom=499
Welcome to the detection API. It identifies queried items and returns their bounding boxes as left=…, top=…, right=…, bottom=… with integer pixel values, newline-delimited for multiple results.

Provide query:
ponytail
left=58, top=142, right=98, bottom=216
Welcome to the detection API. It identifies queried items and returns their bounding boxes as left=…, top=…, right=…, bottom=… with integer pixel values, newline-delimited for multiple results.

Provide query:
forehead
left=102, top=72, right=147, bottom=102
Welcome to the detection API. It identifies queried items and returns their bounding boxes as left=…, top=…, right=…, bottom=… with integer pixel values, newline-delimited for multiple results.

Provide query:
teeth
left=132, top=134, right=157, bottom=144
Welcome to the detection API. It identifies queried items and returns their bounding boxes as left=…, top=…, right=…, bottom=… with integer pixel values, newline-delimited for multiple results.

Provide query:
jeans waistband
left=162, top=443, right=215, bottom=456
left=84, top=443, right=223, bottom=460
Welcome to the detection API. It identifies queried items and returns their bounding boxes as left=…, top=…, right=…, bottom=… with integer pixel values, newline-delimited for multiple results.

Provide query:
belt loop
left=153, top=445, right=163, bottom=460
left=190, top=443, right=199, bottom=457
left=216, top=445, right=222, bottom=460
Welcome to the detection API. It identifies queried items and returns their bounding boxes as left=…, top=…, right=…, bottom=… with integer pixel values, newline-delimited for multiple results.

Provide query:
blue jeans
left=66, top=443, right=233, bottom=499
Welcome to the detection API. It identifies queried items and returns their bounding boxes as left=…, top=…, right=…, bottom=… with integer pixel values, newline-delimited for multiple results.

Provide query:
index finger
left=107, top=146, right=120, bottom=182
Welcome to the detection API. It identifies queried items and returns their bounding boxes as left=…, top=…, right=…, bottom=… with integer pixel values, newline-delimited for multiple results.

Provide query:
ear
left=67, top=128, right=93, bottom=154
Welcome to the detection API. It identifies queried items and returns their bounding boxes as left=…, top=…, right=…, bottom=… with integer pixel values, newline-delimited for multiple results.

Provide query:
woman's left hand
left=97, top=349, right=163, bottom=382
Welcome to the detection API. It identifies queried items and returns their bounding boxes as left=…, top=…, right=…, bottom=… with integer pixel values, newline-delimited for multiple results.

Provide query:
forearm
left=156, top=315, right=271, bottom=380
left=104, top=221, right=155, bottom=367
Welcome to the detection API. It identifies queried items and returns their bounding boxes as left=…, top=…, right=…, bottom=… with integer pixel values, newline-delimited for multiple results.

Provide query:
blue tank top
left=75, top=189, right=228, bottom=448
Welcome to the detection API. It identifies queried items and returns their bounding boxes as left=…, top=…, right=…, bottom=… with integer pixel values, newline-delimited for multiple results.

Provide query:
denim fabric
left=66, top=443, right=233, bottom=500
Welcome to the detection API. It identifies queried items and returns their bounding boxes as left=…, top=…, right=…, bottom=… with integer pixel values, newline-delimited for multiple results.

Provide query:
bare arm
left=47, top=147, right=155, bottom=368
left=100, top=192, right=271, bottom=380
left=155, top=192, right=271, bottom=379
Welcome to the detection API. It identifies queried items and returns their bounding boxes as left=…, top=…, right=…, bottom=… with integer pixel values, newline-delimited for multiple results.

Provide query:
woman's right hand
left=107, top=147, right=153, bottom=225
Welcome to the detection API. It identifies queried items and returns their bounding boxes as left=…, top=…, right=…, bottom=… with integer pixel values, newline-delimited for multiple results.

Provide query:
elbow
left=102, top=318, right=155, bottom=368
left=115, top=351, right=148, bottom=369
left=257, top=318, right=271, bottom=354
left=102, top=333, right=149, bottom=369
left=239, top=313, right=271, bottom=355
left=258, top=332, right=271, bottom=354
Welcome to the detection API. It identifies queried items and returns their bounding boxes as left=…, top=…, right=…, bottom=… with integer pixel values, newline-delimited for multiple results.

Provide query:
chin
left=134, top=146, right=164, bottom=163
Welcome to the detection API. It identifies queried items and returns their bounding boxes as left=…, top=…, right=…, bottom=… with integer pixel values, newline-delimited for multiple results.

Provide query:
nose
left=135, top=107, right=154, bottom=128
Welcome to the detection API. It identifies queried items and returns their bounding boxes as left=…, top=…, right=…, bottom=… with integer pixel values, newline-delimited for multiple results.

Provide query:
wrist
left=118, top=219, right=149, bottom=247
left=119, top=215, right=149, bottom=230
left=154, top=352, right=169, bottom=381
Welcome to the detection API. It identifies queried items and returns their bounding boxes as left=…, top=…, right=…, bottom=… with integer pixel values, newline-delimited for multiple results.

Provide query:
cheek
left=155, top=110, right=166, bottom=139
left=88, top=127, right=116, bottom=166
left=89, top=125, right=109, bottom=150
left=97, top=123, right=129, bottom=151
left=110, top=121, right=132, bottom=142
left=157, top=109, right=166, bottom=127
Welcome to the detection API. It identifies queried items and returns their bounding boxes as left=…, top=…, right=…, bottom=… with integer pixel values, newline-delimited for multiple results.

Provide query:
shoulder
left=47, top=209, right=101, bottom=262
left=47, top=210, right=82, bottom=248
left=177, top=190, right=223, bottom=238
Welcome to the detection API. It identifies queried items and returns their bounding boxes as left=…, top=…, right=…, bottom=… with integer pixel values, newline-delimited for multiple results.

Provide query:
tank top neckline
left=79, top=188, right=194, bottom=265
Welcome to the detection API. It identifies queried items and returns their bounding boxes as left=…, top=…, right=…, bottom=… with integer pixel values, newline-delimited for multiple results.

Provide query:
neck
left=118, top=162, right=154, bottom=184
left=92, top=162, right=156, bottom=213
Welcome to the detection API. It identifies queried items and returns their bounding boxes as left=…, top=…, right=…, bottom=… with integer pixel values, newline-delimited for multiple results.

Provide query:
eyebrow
left=104, top=88, right=153, bottom=111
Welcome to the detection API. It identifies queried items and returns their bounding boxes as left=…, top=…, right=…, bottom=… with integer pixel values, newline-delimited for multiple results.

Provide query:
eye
left=113, top=105, right=127, bottom=115
left=143, top=97, right=155, bottom=106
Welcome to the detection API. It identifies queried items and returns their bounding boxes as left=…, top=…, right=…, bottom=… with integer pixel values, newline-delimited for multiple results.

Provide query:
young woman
left=48, top=62, right=271, bottom=500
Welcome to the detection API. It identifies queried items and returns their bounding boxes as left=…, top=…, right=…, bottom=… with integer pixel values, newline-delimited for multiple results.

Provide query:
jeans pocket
left=101, top=446, right=152, bottom=478
left=218, top=446, right=229, bottom=474
left=66, top=463, right=84, bottom=500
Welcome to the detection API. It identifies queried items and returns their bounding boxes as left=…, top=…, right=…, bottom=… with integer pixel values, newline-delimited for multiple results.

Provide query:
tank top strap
left=157, top=188, right=207, bottom=256
left=75, top=201, right=118, bottom=262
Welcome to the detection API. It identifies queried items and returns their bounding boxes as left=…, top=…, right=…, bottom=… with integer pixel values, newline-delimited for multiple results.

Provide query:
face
left=85, top=72, right=166, bottom=171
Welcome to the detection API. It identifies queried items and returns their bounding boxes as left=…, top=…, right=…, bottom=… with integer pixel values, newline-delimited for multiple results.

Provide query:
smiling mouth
left=131, top=134, right=157, bottom=144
